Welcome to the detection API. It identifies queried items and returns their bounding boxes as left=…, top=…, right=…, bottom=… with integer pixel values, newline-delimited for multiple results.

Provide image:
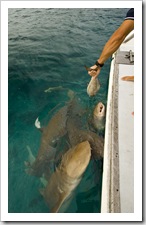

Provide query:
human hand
left=85, top=65, right=101, bottom=78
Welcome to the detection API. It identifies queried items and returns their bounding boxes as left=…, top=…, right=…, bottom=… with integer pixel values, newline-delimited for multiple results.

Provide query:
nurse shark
left=25, top=105, right=68, bottom=177
left=66, top=101, right=104, bottom=159
left=39, top=141, right=91, bottom=213
left=25, top=91, right=78, bottom=177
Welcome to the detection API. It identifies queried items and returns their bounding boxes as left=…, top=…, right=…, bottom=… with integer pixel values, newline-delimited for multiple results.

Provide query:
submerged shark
left=25, top=105, right=69, bottom=177
left=39, top=141, right=91, bottom=213
left=66, top=102, right=104, bottom=159
left=67, top=123, right=104, bottom=159
left=25, top=91, right=79, bottom=177
left=25, top=91, right=104, bottom=179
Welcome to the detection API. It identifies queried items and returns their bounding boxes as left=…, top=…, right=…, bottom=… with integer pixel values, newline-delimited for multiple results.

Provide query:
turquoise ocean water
left=8, top=8, right=128, bottom=213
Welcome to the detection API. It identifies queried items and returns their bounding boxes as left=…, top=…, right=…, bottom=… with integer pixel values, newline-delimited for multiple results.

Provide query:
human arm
left=88, top=19, right=134, bottom=77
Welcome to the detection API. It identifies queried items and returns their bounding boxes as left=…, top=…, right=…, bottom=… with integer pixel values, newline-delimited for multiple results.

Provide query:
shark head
left=39, top=141, right=91, bottom=213
left=93, top=102, right=105, bottom=120
left=60, top=141, right=91, bottom=179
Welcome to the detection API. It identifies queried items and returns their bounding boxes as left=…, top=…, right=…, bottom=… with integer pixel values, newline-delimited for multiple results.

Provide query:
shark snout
left=94, top=102, right=105, bottom=117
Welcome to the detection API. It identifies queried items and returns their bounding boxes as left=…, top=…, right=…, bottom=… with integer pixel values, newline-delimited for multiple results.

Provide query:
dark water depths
left=8, top=8, right=128, bottom=213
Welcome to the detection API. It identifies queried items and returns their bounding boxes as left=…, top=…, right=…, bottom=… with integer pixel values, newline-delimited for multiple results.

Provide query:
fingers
left=84, top=65, right=101, bottom=77
left=88, top=70, right=98, bottom=77
left=88, top=68, right=101, bottom=77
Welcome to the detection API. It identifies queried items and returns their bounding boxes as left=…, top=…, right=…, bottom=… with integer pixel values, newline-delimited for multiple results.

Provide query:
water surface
left=8, top=8, right=128, bottom=213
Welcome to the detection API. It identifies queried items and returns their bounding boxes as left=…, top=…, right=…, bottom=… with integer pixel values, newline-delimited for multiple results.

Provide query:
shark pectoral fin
left=40, top=174, right=48, bottom=187
left=26, top=145, right=36, bottom=165
left=24, top=161, right=31, bottom=167
left=25, top=146, right=36, bottom=175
